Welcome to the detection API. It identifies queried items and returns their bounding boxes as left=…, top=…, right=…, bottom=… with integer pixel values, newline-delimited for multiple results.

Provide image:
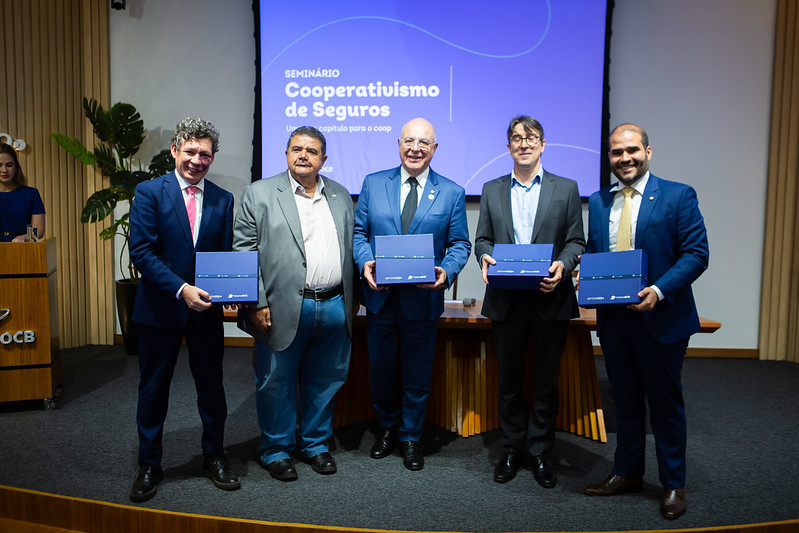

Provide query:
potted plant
left=52, top=97, right=174, bottom=354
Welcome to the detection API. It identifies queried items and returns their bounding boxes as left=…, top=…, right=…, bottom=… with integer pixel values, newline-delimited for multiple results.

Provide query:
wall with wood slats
left=1, top=0, right=113, bottom=348
left=760, top=0, right=799, bottom=362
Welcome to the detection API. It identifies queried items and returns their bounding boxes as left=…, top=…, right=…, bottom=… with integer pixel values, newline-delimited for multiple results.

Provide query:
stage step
left=0, top=517, right=82, bottom=533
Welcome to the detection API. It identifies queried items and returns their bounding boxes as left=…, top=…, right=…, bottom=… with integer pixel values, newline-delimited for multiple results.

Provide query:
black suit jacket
left=474, top=169, right=585, bottom=322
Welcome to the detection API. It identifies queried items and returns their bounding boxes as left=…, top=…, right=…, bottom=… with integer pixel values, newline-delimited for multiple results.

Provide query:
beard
left=612, top=161, right=649, bottom=185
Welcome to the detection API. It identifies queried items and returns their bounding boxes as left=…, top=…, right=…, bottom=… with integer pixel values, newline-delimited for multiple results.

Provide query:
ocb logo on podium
left=0, top=308, right=36, bottom=345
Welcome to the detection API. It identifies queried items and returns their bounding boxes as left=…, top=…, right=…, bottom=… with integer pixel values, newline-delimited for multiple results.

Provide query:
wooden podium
left=0, top=239, right=60, bottom=409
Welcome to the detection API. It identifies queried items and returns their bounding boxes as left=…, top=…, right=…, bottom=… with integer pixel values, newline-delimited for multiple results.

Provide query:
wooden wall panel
left=760, top=0, right=799, bottom=362
left=0, top=0, right=113, bottom=348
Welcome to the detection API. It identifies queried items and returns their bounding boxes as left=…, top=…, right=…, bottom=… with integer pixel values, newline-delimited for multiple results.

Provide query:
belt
left=302, top=285, right=342, bottom=301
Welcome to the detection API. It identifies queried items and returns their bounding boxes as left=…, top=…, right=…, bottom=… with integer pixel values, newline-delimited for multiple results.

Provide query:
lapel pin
left=649, top=196, right=654, bottom=200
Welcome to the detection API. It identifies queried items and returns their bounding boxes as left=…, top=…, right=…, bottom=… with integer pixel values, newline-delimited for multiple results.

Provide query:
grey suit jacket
left=233, top=171, right=356, bottom=351
left=474, top=169, right=585, bottom=322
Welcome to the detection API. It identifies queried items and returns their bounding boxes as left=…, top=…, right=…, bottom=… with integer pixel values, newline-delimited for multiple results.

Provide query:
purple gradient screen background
left=259, top=1, right=608, bottom=197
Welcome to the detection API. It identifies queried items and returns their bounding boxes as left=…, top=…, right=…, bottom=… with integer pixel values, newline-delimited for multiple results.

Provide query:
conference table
left=332, top=302, right=721, bottom=442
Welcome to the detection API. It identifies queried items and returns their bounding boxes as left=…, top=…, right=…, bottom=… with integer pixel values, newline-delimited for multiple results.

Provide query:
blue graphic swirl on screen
left=262, top=2, right=551, bottom=74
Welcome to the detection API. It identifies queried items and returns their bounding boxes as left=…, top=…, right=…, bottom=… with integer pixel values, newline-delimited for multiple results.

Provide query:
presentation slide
left=259, top=0, right=608, bottom=197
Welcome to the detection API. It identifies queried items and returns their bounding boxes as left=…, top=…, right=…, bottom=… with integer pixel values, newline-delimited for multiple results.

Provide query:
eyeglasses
left=509, top=133, right=541, bottom=147
left=402, top=137, right=434, bottom=151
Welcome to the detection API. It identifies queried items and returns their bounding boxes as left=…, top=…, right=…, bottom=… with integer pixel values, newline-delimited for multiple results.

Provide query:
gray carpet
left=1, top=345, right=798, bottom=532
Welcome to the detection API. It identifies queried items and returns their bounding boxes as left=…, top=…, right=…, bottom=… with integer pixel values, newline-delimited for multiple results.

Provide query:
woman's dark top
left=0, top=186, right=46, bottom=242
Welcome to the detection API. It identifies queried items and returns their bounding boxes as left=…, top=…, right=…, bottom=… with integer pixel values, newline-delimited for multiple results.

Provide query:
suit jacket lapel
left=531, top=171, right=554, bottom=243
left=196, top=181, right=216, bottom=247
left=385, top=168, right=403, bottom=234
left=635, top=174, right=660, bottom=248
left=165, top=173, right=194, bottom=247
left=322, top=178, right=346, bottom=262
left=408, top=169, right=439, bottom=234
left=497, top=175, right=514, bottom=243
left=598, top=187, right=614, bottom=252
left=275, top=172, right=306, bottom=257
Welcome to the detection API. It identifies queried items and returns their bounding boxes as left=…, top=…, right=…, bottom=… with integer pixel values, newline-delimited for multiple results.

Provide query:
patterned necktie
left=616, top=187, right=634, bottom=251
left=186, top=185, right=199, bottom=240
left=401, top=177, right=419, bottom=234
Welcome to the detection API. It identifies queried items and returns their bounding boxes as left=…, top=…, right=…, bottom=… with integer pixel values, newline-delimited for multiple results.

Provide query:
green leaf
left=98, top=225, right=118, bottom=241
left=108, top=103, right=145, bottom=159
left=81, top=188, right=120, bottom=223
left=50, top=133, right=97, bottom=166
left=98, top=213, right=131, bottom=241
left=93, top=144, right=117, bottom=178
left=148, top=149, right=175, bottom=177
left=111, top=169, right=150, bottom=192
left=83, top=97, right=115, bottom=143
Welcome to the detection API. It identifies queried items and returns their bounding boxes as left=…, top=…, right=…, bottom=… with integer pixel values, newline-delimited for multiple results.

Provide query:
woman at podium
left=0, top=143, right=45, bottom=243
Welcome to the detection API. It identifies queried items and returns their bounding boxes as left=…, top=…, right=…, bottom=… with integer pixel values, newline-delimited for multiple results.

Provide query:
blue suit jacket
left=353, top=166, right=471, bottom=320
left=129, top=172, right=234, bottom=329
left=586, top=174, right=709, bottom=344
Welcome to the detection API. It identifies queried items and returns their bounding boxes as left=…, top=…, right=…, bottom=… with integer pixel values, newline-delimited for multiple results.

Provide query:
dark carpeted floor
left=1, top=344, right=798, bottom=532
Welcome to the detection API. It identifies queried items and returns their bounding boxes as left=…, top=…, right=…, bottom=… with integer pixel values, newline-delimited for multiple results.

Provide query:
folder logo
left=0, top=309, right=9, bottom=323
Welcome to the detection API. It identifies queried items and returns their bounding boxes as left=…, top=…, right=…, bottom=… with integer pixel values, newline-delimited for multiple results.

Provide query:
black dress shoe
left=307, top=451, right=337, bottom=475
left=532, top=455, right=556, bottom=488
left=265, top=458, right=298, bottom=481
left=583, top=474, right=643, bottom=496
left=399, top=440, right=424, bottom=471
left=493, top=448, right=523, bottom=483
left=660, top=488, right=686, bottom=519
left=370, top=427, right=396, bottom=459
left=130, top=465, right=163, bottom=502
left=204, top=456, right=241, bottom=490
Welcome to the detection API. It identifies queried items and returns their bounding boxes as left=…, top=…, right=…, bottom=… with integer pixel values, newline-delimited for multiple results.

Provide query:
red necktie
left=186, top=186, right=199, bottom=240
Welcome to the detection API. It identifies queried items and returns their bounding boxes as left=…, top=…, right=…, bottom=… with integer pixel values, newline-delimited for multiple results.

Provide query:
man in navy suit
left=582, top=124, right=708, bottom=520
left=474, top=116, right=585, bottom=488
left=128, top=117, right=239, bottom=502
left=353, top=118, right=470, bottom=470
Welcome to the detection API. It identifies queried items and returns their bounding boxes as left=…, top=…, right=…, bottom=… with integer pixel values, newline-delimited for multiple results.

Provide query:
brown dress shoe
left=660, top=488, right=686, bottom=519
left=583, top=474, right=643, bottom=496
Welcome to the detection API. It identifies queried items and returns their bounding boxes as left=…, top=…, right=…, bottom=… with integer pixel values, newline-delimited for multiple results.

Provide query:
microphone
left=462, top=297, right=476, bottom=307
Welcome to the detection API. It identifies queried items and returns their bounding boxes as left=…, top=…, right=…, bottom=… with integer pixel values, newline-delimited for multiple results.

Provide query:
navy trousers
left=136, top=310, right=227, bottom=467
left=366, top=291, right=439, bottom=442
left=599, top=309, right=689, bottom=488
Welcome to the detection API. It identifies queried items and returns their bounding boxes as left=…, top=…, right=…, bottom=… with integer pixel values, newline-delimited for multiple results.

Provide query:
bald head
left=398, top=118, right=438, bottom=176
left=609, top=123, right=649, bottom=150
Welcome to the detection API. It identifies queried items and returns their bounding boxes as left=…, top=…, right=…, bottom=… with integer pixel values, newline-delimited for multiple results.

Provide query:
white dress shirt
left=291, top=175, right=343, bottom=290
left=175, top=171, right=204, bottom=245
left=510, top=167, right=543, bottom=244
left=175, top=171, right=204, bottom=299
left=399, top=166, right=430, bottom=212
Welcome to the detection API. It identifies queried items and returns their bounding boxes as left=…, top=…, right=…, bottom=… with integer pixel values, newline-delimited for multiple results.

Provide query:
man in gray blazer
left=233, top=126, right=356, bottom=481
left=474, top=116, right=585, bottom=488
